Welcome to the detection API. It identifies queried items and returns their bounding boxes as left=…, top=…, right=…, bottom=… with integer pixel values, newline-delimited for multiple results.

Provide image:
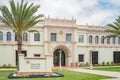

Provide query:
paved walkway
left=68, top=68, right=120, bottom=80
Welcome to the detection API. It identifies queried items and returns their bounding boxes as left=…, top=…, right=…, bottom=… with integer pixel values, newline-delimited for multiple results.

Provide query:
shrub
left=7, top=64, right=11, bottom=68
left=85, top=62, right=90, bottom=67
left=79, top=63, right=83, bottom=67
left=111, top=61, right=114, bottom=66
left=106, top=62, right=110, bottom=66
left=2, top=64, right=7, bottom=67
left=101, top=61, right=105, bottom=66
left=79, top=63, right=86, bottom=67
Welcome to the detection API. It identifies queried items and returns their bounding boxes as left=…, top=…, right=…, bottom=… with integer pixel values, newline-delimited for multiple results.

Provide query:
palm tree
left=0, top=0, right=44, bottom=70
left=105, top=16, right=120, bottom=38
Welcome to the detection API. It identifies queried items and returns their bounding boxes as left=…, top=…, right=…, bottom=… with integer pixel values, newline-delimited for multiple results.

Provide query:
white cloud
left=77, top=9, right=119, bottom=25
left=109, top=0, right=120, bottom=6
left=0, top=0, right=119, bottom=26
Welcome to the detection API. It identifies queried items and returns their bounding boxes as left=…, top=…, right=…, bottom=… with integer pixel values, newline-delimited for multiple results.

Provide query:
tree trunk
left=17, top=34, right=23, bottom=71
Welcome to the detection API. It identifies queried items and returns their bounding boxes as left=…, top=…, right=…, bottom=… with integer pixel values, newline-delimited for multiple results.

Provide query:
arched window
left=15, top=33, right=18, bottom=41
left=0, top=31, right=3, bottom=40
left=118, top=37, right=120, bottom=44
left=89, top=35, right=92, bottom=43
left=107, top=38, right=110, bottom=44
left=34, top=33, right=40, bottom=41
left=6, top=32, right=11, bottom=41
left=23, top=32, right=28, bottom=41
left=95, top=36, right=99, bottom=44
left=101, top=36, right=104, bottom=44
left=112, top=37, right=116, bottom=44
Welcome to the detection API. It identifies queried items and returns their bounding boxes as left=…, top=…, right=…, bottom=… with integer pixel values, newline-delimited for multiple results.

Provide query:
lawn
left=0, top=70, right=112, bottom=80
left=93, top=67, right=120, bottom=72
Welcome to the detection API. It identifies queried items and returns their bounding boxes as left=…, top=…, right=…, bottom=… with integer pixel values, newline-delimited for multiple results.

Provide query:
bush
left=2, top=64, right=7, bottom=67
left=106, top=62, right=110, bottom=66
left=101, top=61, right=106, bottom=66
left=79, top=63, right=86, bottom=67
left=85, top=62, right=90, bottom=67
left=111, top=61, right=114, bottom=65
left=79, top=63, right=83, bottom=67
left=7, top=64, right=11, bottom=67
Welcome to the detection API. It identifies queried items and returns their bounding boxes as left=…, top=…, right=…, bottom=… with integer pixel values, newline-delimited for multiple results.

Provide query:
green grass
left=0, top=70, right=112, bottom=80
left=93, top=67, right=120, bottom=72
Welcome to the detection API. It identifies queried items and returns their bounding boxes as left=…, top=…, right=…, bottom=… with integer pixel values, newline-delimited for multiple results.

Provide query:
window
left=114, top=52, right=120, bottom=63
left=118, top=37, right=120, bottom=44
left=51, top=33, right=56, bottom=41
left=0, top=31, right=3, bottom=40
left=34, top=33, right=40, bottom=41
left=107, top=38, right=110, bottom=44
left=112, top=37, right=116, bottom=44
left=23, top=32, right=28, bottom=41
left=78, top=35, right=84, bottom=43
left=101, top=36, right=104, bottom=44
left=78, top=55, right=84, bottom=62
left=95, top=36, right=99, bottom=44
left=66, top=34, right=71, bottom=42
left=89, top=35, right=92, bottom=43
left=15, top=33, right=18, bottom=41
left=6, top=32, right=11, bottom=41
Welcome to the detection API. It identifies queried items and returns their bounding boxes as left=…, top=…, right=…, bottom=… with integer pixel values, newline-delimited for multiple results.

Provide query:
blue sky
left=0, top=0, right=120, bottom=26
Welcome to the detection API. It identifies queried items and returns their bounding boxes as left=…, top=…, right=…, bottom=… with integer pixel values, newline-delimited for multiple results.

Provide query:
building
left=0, top=18, right=120, bottom=67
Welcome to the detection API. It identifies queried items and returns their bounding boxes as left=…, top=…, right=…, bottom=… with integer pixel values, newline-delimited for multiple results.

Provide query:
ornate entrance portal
left=53, top=49, right=66, bottom=66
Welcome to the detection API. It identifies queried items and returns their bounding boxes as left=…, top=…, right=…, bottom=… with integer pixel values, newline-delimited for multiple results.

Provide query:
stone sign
left=18, top=54, right=52, bottom=73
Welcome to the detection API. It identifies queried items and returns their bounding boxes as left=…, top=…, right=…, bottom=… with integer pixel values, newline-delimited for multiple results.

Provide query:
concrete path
left=68, top=68, right=120, bottom=80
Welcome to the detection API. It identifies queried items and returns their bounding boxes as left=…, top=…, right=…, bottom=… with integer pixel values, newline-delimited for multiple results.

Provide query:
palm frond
left=105, top=16, right=120, bottom=38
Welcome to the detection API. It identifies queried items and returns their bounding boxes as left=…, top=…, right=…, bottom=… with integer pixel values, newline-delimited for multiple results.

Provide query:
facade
left=0, top=18, right=120, bottom=67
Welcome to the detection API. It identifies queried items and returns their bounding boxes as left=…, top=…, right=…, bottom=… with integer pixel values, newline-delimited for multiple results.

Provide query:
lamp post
left=59, top=50, right=62, bottom=70
left=90, top=50, right=93, bottom=69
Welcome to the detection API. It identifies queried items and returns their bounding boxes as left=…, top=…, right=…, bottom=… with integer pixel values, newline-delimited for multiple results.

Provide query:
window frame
left=78, top=35, right=84, bottom=43
left=23, top=32, right=28, bottom=41
left=78, top=54, right=84, bottom=62
left=6, top=32, right=11, bottom=41
left=89, top=35, right=92, bottom=43
left=0, top=31, right=3, bottom=41
left=51, top=33, right=57, bottom=41
left=34, top=33, right=40, bottom=41
left=95, top=36, right=99, bottom=44
left=66, top=33, right=72, bottom=42
left=101, top=36, right=104, bottom=44
left=112, top=37, right=116, bottom=44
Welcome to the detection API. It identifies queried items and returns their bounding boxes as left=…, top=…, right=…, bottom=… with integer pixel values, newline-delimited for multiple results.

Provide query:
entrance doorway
left=92, top=51, right=98, bottom=64
left=53, top=49, right=66, bottom=66
left=113, top=51, right=120, bottom=63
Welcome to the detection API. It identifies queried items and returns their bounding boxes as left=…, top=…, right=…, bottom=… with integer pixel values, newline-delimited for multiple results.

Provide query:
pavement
left=68, top=68, right=120, bottom=80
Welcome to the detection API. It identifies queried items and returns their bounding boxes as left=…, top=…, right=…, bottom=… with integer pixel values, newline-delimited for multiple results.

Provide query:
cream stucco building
left=0, top=18, right=120, bottom=67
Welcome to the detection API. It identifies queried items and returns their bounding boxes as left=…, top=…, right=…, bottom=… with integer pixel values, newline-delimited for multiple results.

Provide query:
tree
left=0, top=0, right=44, bottom=70
left=105, top=16, right=120, bottom=38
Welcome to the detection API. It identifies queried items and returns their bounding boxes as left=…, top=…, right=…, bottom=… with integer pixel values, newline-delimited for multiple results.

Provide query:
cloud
left=0, top=0, right=120, bottom=26
left=109, top=0, right=120, bottom=6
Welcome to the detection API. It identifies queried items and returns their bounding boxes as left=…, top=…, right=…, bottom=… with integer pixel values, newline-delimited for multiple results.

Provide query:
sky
left=0, top=0, right=120, bottom=26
